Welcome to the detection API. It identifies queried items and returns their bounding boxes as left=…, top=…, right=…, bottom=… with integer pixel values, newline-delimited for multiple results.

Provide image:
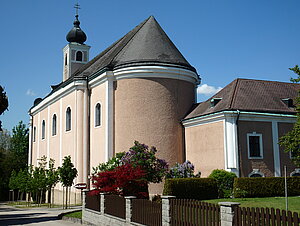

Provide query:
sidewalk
left=0, top=202, right=82, bottom=226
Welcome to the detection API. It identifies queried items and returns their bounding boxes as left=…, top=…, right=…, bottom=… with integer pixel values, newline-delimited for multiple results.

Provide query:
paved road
left=0, top=203, right=82, bottom=226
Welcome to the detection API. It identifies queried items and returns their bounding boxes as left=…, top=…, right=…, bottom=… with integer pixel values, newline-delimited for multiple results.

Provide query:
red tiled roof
left=185, top=78, right=300, bottom=119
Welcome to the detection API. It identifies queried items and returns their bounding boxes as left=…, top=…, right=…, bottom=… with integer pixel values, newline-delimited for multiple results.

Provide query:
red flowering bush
left=90, top=163, right=148, bottom=198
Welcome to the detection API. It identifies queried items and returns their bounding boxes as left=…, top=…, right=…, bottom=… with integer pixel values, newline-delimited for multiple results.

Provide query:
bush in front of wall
left=163, top=178, right=218, bottom=200
left=233, top=177, right=300, bottom=198
left=208, top=169, right=237, bottom=198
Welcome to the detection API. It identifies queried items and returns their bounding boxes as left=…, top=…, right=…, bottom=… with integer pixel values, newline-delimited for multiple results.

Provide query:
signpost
left=74, top=183, right=87, bottom=205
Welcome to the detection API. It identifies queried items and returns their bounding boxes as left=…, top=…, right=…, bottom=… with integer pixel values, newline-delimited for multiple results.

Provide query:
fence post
left=125, top=196, right=136, bottom=224
left=219, top=202, right=240, bottom=226
left=100, top=193, right=105, bottom=214
left=161, top=195, right=175, bottom=226
left=82, top=189, right=89, bottom=209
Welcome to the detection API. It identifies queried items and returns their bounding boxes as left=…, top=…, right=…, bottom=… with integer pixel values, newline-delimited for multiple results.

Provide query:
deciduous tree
left=279, top=65, right=300, bottom=166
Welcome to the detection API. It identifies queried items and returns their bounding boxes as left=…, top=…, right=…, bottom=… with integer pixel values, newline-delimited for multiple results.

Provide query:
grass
left=64, top=210, right=82, bottom=219
left=204, top=196, right=300, bottom=213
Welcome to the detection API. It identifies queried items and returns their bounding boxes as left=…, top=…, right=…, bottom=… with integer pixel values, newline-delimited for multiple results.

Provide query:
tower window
left=52, top=114, right=57, bottom=136
left=66, top=107, right=71, bottom=131
left=65, top=54, right=68, bottom=66
left=76, top=51, right=83, bottom=61
left=41, top=120, right=45, bottom=140
left=247, top=132, right=263, bottom=159
left=95, top=103, right=101, bottom=127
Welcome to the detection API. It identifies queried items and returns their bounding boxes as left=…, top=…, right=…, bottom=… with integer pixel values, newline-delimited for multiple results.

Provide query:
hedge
left=233, top=177, right=300, bottom=198
left=163, top=178, right=218, bottom=200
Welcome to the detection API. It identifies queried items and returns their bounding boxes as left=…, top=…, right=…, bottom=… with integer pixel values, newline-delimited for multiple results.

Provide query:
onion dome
left=66, top=15, right=87, bottom=44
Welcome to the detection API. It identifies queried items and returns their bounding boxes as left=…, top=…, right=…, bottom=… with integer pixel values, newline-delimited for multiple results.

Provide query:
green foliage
left=163, top=178, right=218, bottom=200
left=8, top=170, right=18, bottom=190
left=208, top=169, right=237, bottom=198
left=92, top=152, right=125, bottom=175
left=233, top=177, right=300, bottom=198
left=58, top=156, right=78, bottom=187
left=10, top=121, right=29, bottom=170
left=0, top=85, right=8, bottom=116
left=289, top=65, right=300, bottom=83
left=279, top=65, right=300, bottom=166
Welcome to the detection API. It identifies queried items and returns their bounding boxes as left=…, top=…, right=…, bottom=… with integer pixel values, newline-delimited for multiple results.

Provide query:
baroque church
left=29, top=12, right=298, bottom=201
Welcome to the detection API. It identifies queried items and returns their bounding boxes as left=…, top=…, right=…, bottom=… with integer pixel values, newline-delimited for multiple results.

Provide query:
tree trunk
left=62, top=187, right=64, bottom=209
left=65, top=187, right=68, bottom=209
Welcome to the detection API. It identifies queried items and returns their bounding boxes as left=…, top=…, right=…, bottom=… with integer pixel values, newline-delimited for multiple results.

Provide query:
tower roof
left=66, top=15, right=87, bottom=44
left=73, top=16, right=196, bottom=77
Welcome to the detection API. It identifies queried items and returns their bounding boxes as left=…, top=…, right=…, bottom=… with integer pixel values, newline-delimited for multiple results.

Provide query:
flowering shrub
left=166, top=160, right=201, bottom=178
left=90, top=163, right=148, bottom=198
left=90, top=141, right=168, bottom=198
left=120, top=141, right=169, bottom=183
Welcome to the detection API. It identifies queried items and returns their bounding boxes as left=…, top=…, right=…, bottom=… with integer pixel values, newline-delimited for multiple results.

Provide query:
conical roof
left=74, top=16, right=196, bottom=77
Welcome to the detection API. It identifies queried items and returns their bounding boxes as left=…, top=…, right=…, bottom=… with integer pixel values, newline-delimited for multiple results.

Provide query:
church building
left=28, top=12, right=298, bottom=202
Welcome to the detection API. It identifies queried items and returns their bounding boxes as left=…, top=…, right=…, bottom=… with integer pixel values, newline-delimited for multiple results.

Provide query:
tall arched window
left=41, top=120, right=45, bottom=139
left=33, top=126, right=36, bottom=142
left=76, top=51, right=83, bottom=61
left=52, top=114, right=57, bottom=136
left=66, top=107, right=71, bottom=131
left=95, top=103, right=101, bottom=127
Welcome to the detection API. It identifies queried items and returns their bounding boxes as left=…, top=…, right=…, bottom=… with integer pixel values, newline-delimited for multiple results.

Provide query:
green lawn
left=64, top=210, right=82, bottom=219
left=204, top=196, right=300, bottom=213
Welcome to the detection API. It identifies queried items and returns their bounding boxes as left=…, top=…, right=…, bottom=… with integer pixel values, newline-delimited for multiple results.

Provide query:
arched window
left=66, top=107, right=71, bottom=131
left=290, top=169, right=300, bottom=177
left=33, top=126, right=36, bottom=142
left=95, top=103, right=101, bottom=127
left=248, top=169, right=264, bottom=178
left=65, top=54, right=68, bottom=66
left=41, top=120, right=45, bottom=139
left=52, top=114, right=57, bottom=136
left=76, top=51, right=83, bottom=61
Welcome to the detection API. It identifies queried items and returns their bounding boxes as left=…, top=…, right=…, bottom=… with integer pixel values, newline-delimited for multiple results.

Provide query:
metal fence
left=104, top=194, right=126, bottom=219
left=234, top=206, right=300, bottom=226
left=132, top=199, right=162, bottom=226
left=85, top=194, right=100, bottom=212
left=170, top=199, right=220, bottom=226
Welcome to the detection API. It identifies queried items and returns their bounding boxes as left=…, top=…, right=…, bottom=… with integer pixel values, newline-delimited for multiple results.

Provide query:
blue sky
left=1, top=0, right=300, bottom=132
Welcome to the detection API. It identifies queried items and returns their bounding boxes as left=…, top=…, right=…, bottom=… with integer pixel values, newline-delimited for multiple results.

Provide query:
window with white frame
left=66, top=107, right=71, bottom=131
left=290, top=169, right=300, bottom=177
left=247, top=132, right=263, bottom=159
left=41, top=120, right=45, bottom=139
left=95, top=103, right=101, bottom=127
left=248, top=169, right=264, bottom=177
left=52, top=114, right=57, bottom=136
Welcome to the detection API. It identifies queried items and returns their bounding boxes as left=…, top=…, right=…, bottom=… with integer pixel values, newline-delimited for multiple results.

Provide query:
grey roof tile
left=185, top=79, right=300, bottom=120
left=73, top=16, right=196, bottom=77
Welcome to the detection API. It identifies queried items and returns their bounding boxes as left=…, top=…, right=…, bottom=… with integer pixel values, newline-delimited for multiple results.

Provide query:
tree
left=58, top=156, right=77, bottom=209
left=45, top=158, right=59, bottom=207
left=279, top=65, right=300, bottom=166
left=10, top=121, right=29, bottom=170
left=0, top=85, right=8, bottom=131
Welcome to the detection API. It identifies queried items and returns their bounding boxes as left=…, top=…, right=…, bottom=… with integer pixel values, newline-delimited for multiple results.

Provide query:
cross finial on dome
left=74, top=3, right=80, bottom=17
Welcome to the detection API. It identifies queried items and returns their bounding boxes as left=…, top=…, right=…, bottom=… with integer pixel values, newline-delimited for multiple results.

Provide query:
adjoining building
left=183, top=78, right=299, bottom=178
left=28, top=13, right=298, bottom=203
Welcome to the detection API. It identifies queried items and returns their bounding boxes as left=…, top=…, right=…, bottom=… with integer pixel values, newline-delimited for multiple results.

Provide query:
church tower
left=63, top=5, right=90, bottom=81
